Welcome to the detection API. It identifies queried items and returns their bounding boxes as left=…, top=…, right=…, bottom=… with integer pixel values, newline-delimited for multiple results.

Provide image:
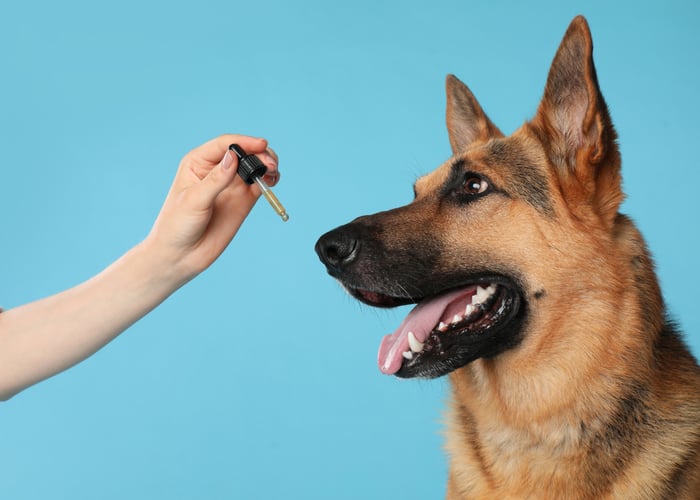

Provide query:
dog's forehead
left=414, top=160, right=453, bottom=194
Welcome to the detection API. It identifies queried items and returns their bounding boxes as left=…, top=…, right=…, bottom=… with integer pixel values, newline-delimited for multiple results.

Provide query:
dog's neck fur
left=444, top=216, right=700, bottom=498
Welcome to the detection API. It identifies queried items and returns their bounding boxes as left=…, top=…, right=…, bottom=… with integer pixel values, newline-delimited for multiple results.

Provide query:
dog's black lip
left=347, top=287, right=414, bottom=308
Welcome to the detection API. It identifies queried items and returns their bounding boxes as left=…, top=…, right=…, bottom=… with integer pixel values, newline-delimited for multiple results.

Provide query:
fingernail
left=221, top=151, right=234, bottom=170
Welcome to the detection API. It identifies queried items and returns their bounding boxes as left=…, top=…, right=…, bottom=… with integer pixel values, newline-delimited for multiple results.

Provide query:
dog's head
left=316, top=16, right=628, bottom=379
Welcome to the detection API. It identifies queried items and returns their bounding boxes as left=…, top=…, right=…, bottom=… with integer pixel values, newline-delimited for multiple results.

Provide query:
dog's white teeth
left=465, top=304, right=475, bottom=317
left=472, top=286, right=489, bottom=305
left=452, top=314, right=463, bottom=325
left=408, top=331, right=424, bottom=353
left=438, top=321, right=448, bottom=332
left=402, top=350, right=414, bottom=360
left=472, top=284, right=497, bottom=305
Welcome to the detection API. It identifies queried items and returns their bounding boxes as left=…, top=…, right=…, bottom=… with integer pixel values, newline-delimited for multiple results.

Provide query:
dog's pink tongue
left=378, top=288, right=475, bottom=375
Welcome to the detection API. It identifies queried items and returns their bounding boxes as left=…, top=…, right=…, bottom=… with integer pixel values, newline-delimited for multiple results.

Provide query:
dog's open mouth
left=348, top=277, right=522, bottom=378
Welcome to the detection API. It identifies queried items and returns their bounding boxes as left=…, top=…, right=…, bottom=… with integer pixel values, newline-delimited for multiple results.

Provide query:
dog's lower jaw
left=371, top=278, right=527, bottom=378
left=395, top=298, right=526, bottom=379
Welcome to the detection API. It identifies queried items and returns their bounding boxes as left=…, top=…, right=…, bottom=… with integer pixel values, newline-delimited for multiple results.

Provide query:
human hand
left=145, top=134, right=280, bottom=281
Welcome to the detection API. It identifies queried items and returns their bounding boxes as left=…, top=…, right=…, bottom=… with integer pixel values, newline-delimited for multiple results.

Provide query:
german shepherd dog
left=315, top=16, right=700, bottom=499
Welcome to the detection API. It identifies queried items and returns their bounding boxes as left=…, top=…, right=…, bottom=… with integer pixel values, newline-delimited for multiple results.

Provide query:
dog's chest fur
left=445, top=357, right=700, bottom=499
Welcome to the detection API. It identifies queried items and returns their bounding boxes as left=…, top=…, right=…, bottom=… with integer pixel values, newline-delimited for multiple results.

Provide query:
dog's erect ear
left=531, top=16, right=622, bottom=225
left=446, top=74, right=503, bottom=154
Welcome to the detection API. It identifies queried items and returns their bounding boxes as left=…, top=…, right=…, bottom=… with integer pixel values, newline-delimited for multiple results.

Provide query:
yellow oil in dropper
left=251, top=176, right=289, bottom=221
left=229, top=144, right=289, bottom=222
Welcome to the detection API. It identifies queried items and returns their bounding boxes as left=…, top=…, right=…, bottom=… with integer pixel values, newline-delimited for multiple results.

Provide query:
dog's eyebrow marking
left=444, top=159, right=471, bottom=188
left=450, top=158, right=469, bottom=174
left=437, top=158, right=481, bottom=199
left=486, top=141, right=554, bottom=216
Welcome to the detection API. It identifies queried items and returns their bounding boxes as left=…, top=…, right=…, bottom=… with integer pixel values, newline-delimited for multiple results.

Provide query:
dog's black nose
left=315, top=228, right=360, bottom=272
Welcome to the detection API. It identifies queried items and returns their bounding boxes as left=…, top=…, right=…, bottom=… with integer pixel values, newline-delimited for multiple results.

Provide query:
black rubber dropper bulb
left=228, top=144, right=289, bottom=222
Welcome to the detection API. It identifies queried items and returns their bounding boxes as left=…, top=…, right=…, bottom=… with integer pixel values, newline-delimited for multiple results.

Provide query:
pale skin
left=0, top=134, right=280, bottom=401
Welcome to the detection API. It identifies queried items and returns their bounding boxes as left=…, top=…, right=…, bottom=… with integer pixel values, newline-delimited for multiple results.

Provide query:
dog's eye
left=464, top=175, right=489, bottom=195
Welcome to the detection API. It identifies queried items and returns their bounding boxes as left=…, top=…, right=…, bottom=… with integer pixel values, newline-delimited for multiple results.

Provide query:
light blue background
left=1, top=1, right=698, bottom=499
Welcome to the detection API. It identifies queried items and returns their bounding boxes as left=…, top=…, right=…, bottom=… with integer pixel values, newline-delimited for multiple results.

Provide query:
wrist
left=128, top=237, right=198, bottom=294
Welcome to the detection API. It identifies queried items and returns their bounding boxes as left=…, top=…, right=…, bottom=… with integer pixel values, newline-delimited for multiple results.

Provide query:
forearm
left=0, top=241, right=187, bottom=400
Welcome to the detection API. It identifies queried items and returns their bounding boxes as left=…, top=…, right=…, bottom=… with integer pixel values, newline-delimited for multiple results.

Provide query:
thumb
left=189, top=150, right=239, bottom=211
